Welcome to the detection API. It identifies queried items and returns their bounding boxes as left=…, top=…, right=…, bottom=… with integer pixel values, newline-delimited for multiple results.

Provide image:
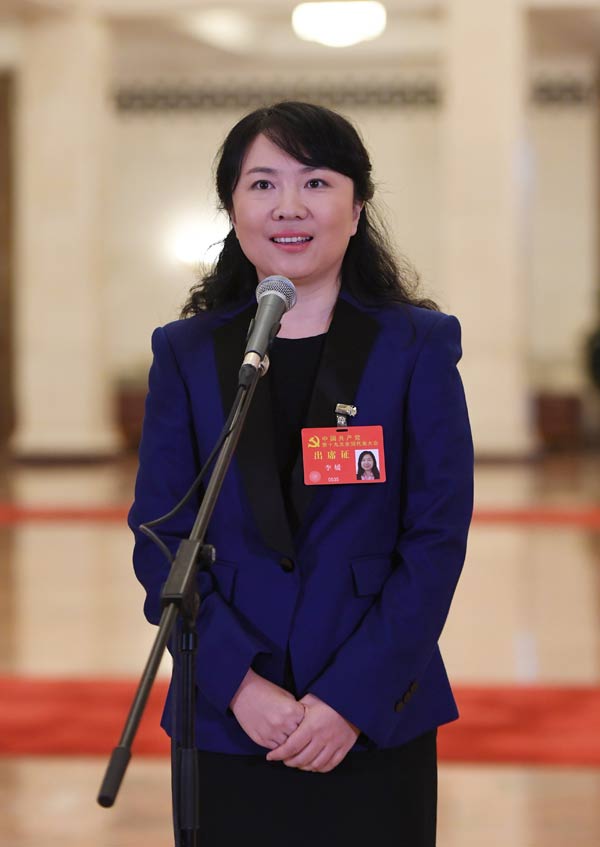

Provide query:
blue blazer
left=129, top=289, right=474, bottom=755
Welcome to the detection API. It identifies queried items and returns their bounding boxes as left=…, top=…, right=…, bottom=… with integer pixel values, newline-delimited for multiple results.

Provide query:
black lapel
left=289, top=295, right=380, bottom=526
left=213, top=305, right=295, bottom=558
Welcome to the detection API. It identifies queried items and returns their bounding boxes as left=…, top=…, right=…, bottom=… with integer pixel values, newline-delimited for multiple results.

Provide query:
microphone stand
left=97, top=359, right=267, bottom=847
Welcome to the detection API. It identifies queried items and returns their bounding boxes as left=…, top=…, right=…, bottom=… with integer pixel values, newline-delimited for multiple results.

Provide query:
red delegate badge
left=301, top=426, right=386, bottom=486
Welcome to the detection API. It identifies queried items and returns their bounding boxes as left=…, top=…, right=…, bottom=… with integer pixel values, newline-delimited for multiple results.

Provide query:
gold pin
left=335, top=403, right=357, bottom=427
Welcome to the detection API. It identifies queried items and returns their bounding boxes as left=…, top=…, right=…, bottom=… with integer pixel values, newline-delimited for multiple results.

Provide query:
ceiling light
left=292, top=2, right=387, bottom=48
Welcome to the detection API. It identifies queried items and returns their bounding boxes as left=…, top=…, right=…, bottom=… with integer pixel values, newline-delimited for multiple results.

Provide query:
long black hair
left=181, top=101, right=438, bottom=316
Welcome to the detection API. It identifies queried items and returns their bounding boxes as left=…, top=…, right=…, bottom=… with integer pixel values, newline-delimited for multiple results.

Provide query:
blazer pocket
left=210, top=559, right=237, bottom=602
left=351, top=555, right=393, bottom=597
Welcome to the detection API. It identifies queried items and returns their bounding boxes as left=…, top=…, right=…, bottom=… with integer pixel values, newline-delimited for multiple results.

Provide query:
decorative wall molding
left=532, top=77, right=598, bottom=105
left=113, top=76, right=599, bottom=113
left=114, top=80, right=441, bottom=112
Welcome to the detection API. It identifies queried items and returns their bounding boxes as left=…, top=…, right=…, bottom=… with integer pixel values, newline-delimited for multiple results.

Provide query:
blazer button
left=393, top=700, right=405, bottom=713
left=279, top=557, right=295, bottom=573
left=409, top=680, right=418, bottom=694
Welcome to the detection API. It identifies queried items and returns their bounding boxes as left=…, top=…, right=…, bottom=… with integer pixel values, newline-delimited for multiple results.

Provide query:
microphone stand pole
left=97, top=359, right=267, bottom=847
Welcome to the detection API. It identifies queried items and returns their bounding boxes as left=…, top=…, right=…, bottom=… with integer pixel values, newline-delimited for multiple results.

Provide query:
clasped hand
left=230, top=669, right=360, bottom=773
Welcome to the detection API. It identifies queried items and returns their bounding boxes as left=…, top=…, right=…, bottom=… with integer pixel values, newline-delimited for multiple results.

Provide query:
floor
left=1, top=453, right=599, bottom=845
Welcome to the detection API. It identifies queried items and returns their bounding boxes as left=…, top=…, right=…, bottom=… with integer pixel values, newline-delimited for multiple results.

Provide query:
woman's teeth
left=272, top=236, right=312, bottom=243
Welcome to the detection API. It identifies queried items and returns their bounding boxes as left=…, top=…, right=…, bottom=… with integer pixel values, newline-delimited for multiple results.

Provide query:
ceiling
left=111, top=6, right=443, bottom=80
left=1, top=1, right=599, bottom=79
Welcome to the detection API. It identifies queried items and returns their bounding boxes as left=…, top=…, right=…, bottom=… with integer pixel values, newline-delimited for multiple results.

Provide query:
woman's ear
left=351, top=202, right=363, bottom=235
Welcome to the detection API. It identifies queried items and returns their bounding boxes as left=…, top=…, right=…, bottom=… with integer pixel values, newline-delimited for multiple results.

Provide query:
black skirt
left=173, top=730, right=437, bottom=847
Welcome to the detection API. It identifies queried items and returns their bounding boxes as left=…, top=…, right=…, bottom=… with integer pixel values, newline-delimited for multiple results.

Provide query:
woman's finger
left=281, top=705, right=306, bottom=738
left=266, top=721, right=311, bottom=761
left=316, top=747, right=347, bottom=774
left=300, top=745, right=341, bottom=773
left=284, top=741, right=323, bottom=769
left=267, top=732, right=289, bottom=749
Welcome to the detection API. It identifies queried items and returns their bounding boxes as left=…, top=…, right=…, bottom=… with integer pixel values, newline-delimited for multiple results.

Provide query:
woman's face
left=361, top=453, right=374, bottom=471
left=230, top=133, right=362, bottom=292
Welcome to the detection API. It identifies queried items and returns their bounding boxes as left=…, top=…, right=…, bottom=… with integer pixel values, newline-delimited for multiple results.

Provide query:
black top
left=268, top=333, right=326, bottom=533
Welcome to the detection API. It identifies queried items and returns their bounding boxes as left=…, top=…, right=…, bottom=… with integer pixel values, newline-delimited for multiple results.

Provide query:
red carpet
left=3, top=502, right=600, bottom=526
left=438, top=684, right=600, bottom=766
left=0, top=676, right=170, bottom=757
left=0, top=504, right=130, bottom=524
left=0, top=676, right=598, bottom=765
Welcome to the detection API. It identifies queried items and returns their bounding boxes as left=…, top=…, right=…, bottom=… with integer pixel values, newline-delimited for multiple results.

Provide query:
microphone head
left=256, top=275, right=297, bottom=312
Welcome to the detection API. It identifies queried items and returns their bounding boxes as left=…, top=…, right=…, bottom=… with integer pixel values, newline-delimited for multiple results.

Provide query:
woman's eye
left=251, top=180, right=272, bottom=190
left=307, top=178, right=326, bottom=188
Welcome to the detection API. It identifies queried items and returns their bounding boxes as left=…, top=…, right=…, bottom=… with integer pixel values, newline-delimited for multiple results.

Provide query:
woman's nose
left=272, top=188, right=307, bottom=220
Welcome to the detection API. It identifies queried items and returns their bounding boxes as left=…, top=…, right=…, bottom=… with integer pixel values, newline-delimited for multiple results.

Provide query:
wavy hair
left=181, top=101, right=437, bottom=316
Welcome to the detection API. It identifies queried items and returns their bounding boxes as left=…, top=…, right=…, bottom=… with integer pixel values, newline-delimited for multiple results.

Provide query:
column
left=12, top=6, right=121, bottom=458
left=439, top=0, right=533, bottom=457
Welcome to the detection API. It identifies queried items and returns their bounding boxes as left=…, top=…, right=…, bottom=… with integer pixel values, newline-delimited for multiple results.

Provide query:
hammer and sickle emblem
left=308, top=435, right=321, bottom=449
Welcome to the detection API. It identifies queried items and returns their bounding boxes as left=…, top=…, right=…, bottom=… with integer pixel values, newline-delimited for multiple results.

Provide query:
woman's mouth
left=271, top=236, right=313, bottom=244
left=270, top=234, right=314, bottom=252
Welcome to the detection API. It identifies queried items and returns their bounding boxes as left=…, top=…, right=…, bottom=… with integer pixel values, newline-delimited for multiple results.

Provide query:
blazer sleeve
left=307, top=314, right=474, bottom=746
left=129, top=325, right=272, bottom=715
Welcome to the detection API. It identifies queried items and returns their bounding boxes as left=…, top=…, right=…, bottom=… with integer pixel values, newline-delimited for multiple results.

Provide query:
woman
left=356, top=450, right=381, bottom=481
left=130, top=101, right=473, bottom=846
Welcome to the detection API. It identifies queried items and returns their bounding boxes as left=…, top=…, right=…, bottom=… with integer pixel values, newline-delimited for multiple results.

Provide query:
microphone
left=239, top=276, right=297, bottom=384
